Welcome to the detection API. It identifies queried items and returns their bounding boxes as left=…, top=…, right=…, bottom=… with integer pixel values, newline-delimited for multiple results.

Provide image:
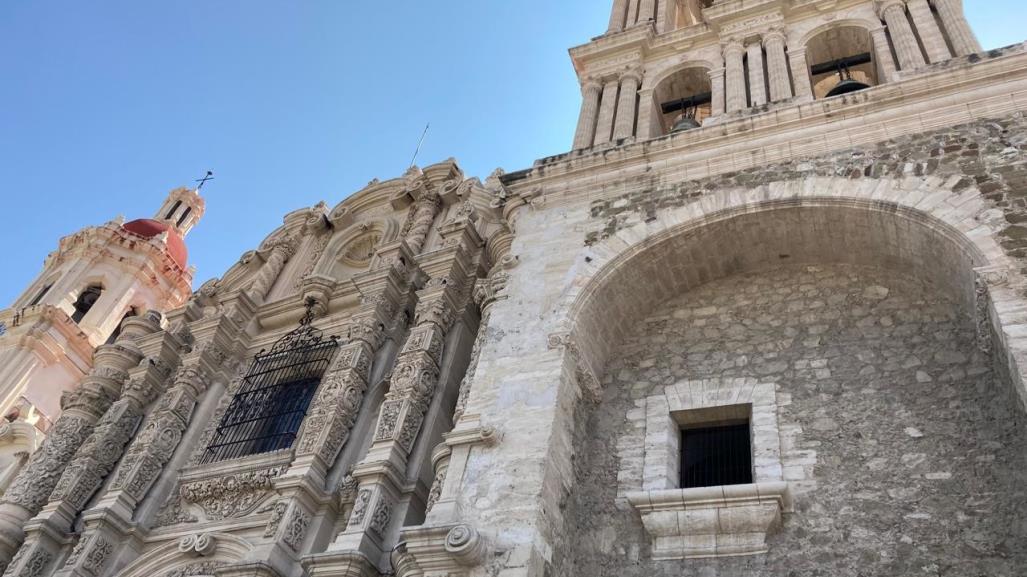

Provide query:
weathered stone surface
left=557, top=264, right=1027, bottom=577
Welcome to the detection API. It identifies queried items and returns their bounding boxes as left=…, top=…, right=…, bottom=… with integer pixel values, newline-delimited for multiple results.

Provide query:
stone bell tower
left=572, top=0, right=982, bottom=149
left=0, top=186, right=202, bottom=455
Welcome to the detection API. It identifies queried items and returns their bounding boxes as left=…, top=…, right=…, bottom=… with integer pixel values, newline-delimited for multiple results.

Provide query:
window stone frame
left=626, top=377, right=794, bottom=560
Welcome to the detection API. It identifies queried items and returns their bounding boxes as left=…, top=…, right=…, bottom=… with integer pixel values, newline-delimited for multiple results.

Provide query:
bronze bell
left=826, top=64, right=871, bottom=97
left=671, top=111, right=701, bottom=133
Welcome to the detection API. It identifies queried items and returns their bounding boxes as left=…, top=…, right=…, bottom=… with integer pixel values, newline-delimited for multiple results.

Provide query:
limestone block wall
left=555, top=264, right=1027, bottom=576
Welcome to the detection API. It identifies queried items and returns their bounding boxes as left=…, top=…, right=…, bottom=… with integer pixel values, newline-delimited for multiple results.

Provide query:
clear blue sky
left=0, top=1, right=1021, bottom=307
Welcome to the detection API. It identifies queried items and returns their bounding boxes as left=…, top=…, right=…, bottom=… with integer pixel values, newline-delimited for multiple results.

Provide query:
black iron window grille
left=680, top=421, right=753, bottom=489
left=202, top=302, right=338, bottom=464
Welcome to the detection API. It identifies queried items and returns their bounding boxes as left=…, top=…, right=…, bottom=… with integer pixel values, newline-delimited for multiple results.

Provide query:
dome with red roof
left=122, top=219, right=188, bottom=269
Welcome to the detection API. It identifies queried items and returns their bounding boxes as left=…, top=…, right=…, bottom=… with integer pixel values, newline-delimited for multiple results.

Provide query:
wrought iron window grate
left=202, top=305, right=338, bottom=464
left=680, top=423, right=753, bottom=489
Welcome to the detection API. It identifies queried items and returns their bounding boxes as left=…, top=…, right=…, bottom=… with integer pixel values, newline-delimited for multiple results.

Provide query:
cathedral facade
left=1, top=1, right=1026, bottom=576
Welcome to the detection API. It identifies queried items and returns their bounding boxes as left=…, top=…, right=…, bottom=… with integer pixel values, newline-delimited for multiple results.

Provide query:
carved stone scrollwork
left=177, top=465, right=286, bottom=521
left=368, top=498, right=391, bottom=538
left=282, top=506, right=312, bottom=552
left=445, top=525, right=487, bottom=566
left=177, top=533, right=217, bottom=557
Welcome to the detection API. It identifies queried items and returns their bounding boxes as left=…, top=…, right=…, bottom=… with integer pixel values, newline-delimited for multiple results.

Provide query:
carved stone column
left=0, top=312, right=161, bottom=573
left=39, top=350, right=178, bottom=577
left=572, top=80, right=603, bottom=149
left=746, top=39, right=768, bottom=107
left=906, top=0, right=951, bottom=63
left=625, top=0, right=639, bottom=28
left=708, top=68, right=726, bottom=116
left=723, top=41, right=747, bottom=112
left=249, top=237, right=297, bottom=301
left=870, top=27, right=900, bottom=83
left=879, top=0, right=927, bottom=71
left=932, top=0, right=981, bottom=56
left=608, top=0, right=629, bottom=32
left=763, top=31, right=793, bottom=102
left=637, top=0, right=655, bottom=24
left=787, top=48, right=814, bottom=101
left=592, top=78, right=620, bottom=146
left=405, top=191, right=442, bottom=255
left=613, top=70, right=641, bottom=141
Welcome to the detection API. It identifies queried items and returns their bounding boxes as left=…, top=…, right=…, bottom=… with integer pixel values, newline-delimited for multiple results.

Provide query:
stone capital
left=877, top=0, right=908, bottom=16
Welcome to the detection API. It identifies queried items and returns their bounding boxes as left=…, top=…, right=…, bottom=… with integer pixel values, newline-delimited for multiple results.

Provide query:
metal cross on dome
left=195, top=170, right=215, bottom=190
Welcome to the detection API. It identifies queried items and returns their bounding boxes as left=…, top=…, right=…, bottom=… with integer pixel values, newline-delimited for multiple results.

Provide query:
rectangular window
left=680, top=421, right=753, bottom=489
left=201, top=332, right=337, bottom=464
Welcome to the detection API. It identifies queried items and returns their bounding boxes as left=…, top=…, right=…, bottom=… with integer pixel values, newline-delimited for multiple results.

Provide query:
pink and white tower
left=0, top=186, right=203, bottom=480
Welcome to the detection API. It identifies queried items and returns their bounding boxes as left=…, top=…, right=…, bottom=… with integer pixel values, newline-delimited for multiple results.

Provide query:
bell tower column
left=787, top=48, right=814, bottom=101
left=906, top=0, right=951, bottom=63
left=708, top=68, right=726, bottom=116
left=870, top=27, right=900, bottom=82
left=931, top=0, right=982, bottom=56
left=608, top=0, right=629, bottom=32
left=878, top=0, right=927, bottom=71
left=573, top=80, right=603, bottom=149
left=593, top=78, right=621, bottom=146
left=746, top=39, right=768, bottom=107
left=764, top=31, right=793, bottom=102
left=613, top=70, right=641, bottom=141
left=723, top=41, right=747, bottom=112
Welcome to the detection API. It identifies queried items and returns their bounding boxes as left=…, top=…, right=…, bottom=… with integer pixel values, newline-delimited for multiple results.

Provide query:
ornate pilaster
left=405, top=191, right=442, bottom=255
left=0, top=312, right=161, bottom=573
left=572, top=80, right=603, bottom=149
left=932, top=0, right=981, bottom=56
left=723, top=41, right=747, bottom=112
left=763, top=31, right=792, bottom=102
left=249, top=236, right=298, bottom=301
left=878, top=0, right=927, bottom=71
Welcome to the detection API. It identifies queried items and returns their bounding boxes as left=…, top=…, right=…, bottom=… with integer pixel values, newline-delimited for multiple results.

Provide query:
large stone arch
left=553, top=176, right=1027, bottom=408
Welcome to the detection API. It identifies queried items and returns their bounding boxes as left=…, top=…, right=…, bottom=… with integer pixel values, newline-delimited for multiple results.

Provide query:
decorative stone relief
left=81, top=535, right=114, bottom=575
left=161, top=561, right=227, bottom=577
left=178, top=465, right=286, bottom=520
left=282, top=506, right=312, bottom=551
left=177, top=533, right=217, bottom=557
left=349, top=489, right=372, bottom=526
left=369, top=498, right=392, bottom=537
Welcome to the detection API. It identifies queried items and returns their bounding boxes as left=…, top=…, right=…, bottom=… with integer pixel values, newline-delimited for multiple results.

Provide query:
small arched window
left=71, top=285, right=103, bottom=324
left=164, top=200, right=183, bottom=220
left=176, top=206, right=192, bottom=228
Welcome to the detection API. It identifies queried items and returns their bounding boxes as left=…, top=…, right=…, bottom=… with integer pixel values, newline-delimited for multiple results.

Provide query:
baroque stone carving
left=369, top=498, right=392, bottom=537
left=349, top=489, right=372, bottom=526
left=161, top=561, right=227, bottom=577
left=177, top=533, right=217, bottom=557
left=178, top=465, right=286, bottom=520
left=282, top=506, right=311, bottom=551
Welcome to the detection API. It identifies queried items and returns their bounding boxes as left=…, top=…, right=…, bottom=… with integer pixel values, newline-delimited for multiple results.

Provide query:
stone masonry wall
left=556, top=263, right=1027, bottom=577
left=584, top=114, right=1027, bottom=275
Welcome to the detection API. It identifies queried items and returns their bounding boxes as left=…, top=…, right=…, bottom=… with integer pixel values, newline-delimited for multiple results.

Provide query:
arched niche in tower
left=804, top=24, right=880, bottom=99
left=70, top=284, right=103, bottom=324
left=651, top=65, right=713, bottom=136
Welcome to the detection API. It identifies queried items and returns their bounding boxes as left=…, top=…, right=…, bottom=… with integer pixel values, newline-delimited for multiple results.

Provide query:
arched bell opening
left=652, top=67, right=713, bottom=136
left=806, top=26, right=879, bottom=99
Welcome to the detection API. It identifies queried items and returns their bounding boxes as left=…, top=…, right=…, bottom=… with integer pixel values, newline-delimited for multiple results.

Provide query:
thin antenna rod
left=409, top=123, right=430, bottom=168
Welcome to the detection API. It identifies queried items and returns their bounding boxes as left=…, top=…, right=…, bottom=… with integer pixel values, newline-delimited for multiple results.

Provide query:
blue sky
left=0, top=1, right=1021, bottom=307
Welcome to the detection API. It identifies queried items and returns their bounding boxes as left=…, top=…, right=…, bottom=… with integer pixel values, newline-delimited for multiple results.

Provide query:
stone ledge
left=626, top=481, right=791, bottom=560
